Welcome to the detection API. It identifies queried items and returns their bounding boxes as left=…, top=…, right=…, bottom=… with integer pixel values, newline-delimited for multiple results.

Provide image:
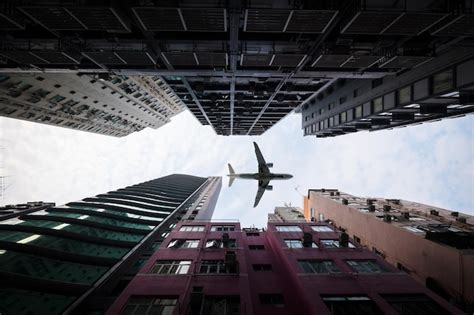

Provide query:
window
left=432, top=69, right=453, bottom=94
left=253, top=264, right=272, bottom=271
left=121, top=296, right=177, bottom=315
left=245, top=232, right=260, bottom=236
left=403, top=226, right=424, bottom=233
left=299, top=260, right=340, bottom=273
left=249, top=245, right=264, bottom=250
left=353, top=235, right=361, bottom=243
left=372, top=97, right=383, bottom=113
left=284, top=239, right=303, bottom=248
left=320, top=240, right=355, bottom=249
left=372, top=247, right=385, bottom=258
left=201, top=296, right=240, bottom=315
left=355, top=105, right=363, bottom=118
left=346, top=260, right=385, bottom=273
left=397, top=86, right=412, bottom=104
left=397, top=262, right=410, bottom=273
left=275, top=226, right=301, bottom=232
left=160, top=232, right=169, bottom=239
left=167, top=239, right=199, bottom=249
left=205, top=239, right=236, bottom=249
left=180, top=225, right=205, bottom=232
left=149, top=260, right=191, bottom=274
left=381, top=294, right=449, bottom=315
left=259, top=294, right=285, bottom=308
left=311, top=226, right=333, bottom=232
left=340, top=111, right=347, bottom=123
left=199, top=260, right=228, bottom=274
left=322, top=296, right=382, bottom=315
left=211, top=225, right=235, bottom=232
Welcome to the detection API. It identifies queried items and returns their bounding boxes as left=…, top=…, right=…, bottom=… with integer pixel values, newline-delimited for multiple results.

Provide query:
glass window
left=149, top=260, right=191, bottom=275
left=340, top=111, right=347, bottom=123
left=322, top=296, right=381, bottom=315
left=249, top=245, right=264, bottom=250
left=179, top=225, right=205, bottom=232
left=372, top=97, right=383, bottom=113
left=253, top=264, right=272, bottom=271
left=167, top=239, right=199, bottom=249
left=121, top=296, right=178, bottom=315
left=210, top=225, right=235, bottom=232
left=199, top=260, right=228, bottom=274
left=202, top=296, right=240, bottom=315
left=355, top=105, right=363, bottom=118
left=259, top=294, right=285, bottom=308
left=381, top=294, right=449, bottom=315
left=311, top=226, right=333, bottom=232
left=285, top=240, right=303, bottom=248
left=398, top=86, right=412, bottom=104
left=346, top=260, right=386, bottom=273
left=205, top=239, right=236, bottom=249
left=275, top=226, right=302, bottom=232
left=49, top=95, right=66, bottom=103
left=298, top=260, right=340, bottom=273
left=320, top=240, right=355, bottom=249
left=432, top=69, right=453, bottom=94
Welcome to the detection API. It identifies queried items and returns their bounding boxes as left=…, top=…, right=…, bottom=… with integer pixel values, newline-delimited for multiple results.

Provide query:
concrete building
left=4, top=1, right=473, bottom=136
left=305, top=189, right=474, bottom=312
left=0, top=73, right=185, bottom=137
left=106, top=220, right=462, bottom=315
left=0, top=174, right=221, bottom=314
left=268, top=206, right=307, bottom=223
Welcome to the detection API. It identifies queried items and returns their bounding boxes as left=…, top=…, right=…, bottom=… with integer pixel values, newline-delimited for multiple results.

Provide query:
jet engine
left=266, top=163, right=273, bottom=168
left=265, top=185, right=273, bottom=191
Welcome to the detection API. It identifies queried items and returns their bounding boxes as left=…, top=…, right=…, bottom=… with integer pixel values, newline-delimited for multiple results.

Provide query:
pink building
left=106, top=220, right=461, bottom=314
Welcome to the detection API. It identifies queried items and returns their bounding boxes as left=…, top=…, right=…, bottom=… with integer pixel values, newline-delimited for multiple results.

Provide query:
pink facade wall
left=107, top=221, right=462, bottom=315
left=309, top=191, right=473, bottom=310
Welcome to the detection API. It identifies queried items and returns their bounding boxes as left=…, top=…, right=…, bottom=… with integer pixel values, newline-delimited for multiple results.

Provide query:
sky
left=0, top=110, right=473, bottom=228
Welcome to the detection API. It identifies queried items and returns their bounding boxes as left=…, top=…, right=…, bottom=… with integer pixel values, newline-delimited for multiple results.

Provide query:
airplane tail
left=228, top=164, right=236, bottom=187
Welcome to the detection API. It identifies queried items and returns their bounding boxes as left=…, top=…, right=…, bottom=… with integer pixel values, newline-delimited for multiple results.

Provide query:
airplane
left=227, top=142, right=293, bottom=207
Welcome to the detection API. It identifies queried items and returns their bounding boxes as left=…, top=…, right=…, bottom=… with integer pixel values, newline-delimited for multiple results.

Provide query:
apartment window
left=322, top=296, right=381, bottom=315
left=259, top=294, right=285, bottom=308
left=253, top=264, right=272, bottom=271
left=372, top=97, right=383, bottom=113
left=432, top=69, right=453, bottom=94
left=340, top=111, right=347, bottom=123
left=121, top=296, right=178, bottom=315
left=284, top=239, right=303, bottom=248
left=381, top=294, right=449, bottom=315
left=149, top=260, right=191, bottom=275
left=311, top=226, right=333, bottom=232
left=397, top=262, right=410, bottom=274
left=160, top=232, right=169, bottom=239
left=346, top=260, right=386, bottom=273
left=249, top=245, right=265, bottom=250
left=372, top=247, right=385, bottom=258
left=211, top=225, right=235, bottom=232
left=339, top=96, right=346, bottom=104
left=320, top=240, right=355, bottom=249
left=353, top=235, right=361, bottom=243
left=201, top=296, right=240, bottom=315
left=275, top=226, right=302, bottom=232
left=205, top=239, right=236, bottom=249
left=355, top=105, right=363, bottom=118
left=180, top=225, right=205, bottom=232
left=298, top=260, right=340, bottom=273
left=397, top=85, right=412, bottom=104
left=199, top=260, right=228, bottom=274
left=36, top=76, right=45, bottom=81
left=403, top=226, right=424, bottom=233
left=167, top=239, right=200, bottom=249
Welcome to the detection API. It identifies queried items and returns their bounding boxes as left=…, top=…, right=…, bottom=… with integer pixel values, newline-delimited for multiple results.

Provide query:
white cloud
left=1, top=111, right=473, bottom=228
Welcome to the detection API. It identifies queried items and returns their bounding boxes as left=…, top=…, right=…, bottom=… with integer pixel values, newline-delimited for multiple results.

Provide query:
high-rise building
left=4, top=1, right=473, bottom=136
left=106, top=220, right=462, bottom=314
left=0, top=73, right=185, bottom=137
left=304, top=189, right=474, bottom=312
left=301, top=48, right=474, bottom=138
left=0, top=174, right=221, bottom=314
left=268, top=206, right=307, bottom=222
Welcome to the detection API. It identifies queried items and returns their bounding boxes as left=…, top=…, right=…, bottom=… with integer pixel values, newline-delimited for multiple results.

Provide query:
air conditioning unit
left=368, top=205, right=376, bottom=212
left=383, top=214, right=392, bottom=223
left=402, top=212, right=410, bottom=220
left=342, top=198, right=348, bottom=205
left=430, top=210, right=439, bottom=216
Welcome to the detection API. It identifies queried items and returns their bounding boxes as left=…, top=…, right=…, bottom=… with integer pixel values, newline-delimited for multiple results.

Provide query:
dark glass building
left=0, top=174, right=221, bottom=314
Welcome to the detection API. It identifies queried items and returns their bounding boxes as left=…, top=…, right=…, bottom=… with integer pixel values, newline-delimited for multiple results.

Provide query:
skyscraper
left=304, top=188, right=474, bottom=312
left=0, top=174, right=221, bottom=314
left=268, top=206, right=307, bottom=223
left=0, top=73, right=185, bottom=137
left=106, top=219, right=462, bottom=314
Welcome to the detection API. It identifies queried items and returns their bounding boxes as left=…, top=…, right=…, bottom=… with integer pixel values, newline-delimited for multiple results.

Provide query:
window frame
left=149, top=260, right=191, bottom=275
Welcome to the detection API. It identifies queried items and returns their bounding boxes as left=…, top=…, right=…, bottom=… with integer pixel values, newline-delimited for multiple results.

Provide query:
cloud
left=1, top=111, right=473, bottom=228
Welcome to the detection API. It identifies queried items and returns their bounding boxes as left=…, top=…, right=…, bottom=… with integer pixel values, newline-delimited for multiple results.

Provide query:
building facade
left=268, top=206, right=307, bottom=222
left=305, top=189, right=474, bottom=312
left=0, top=73, right=185, bottom=137
left=106, top=220, right=461, bottom=315
left=0, top=174, right=221, bottom=314
left=302, top=49, right=474, bottom=138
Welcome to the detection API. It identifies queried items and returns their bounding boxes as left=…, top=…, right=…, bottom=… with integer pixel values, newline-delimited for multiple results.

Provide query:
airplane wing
left=254, top=179, right=269, bottom=207
left=253, top=142, right=270, bottom=175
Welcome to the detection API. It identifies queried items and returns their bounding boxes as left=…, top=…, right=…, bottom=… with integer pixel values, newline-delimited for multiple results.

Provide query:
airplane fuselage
left=229, top=173, right=293, bottom=180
